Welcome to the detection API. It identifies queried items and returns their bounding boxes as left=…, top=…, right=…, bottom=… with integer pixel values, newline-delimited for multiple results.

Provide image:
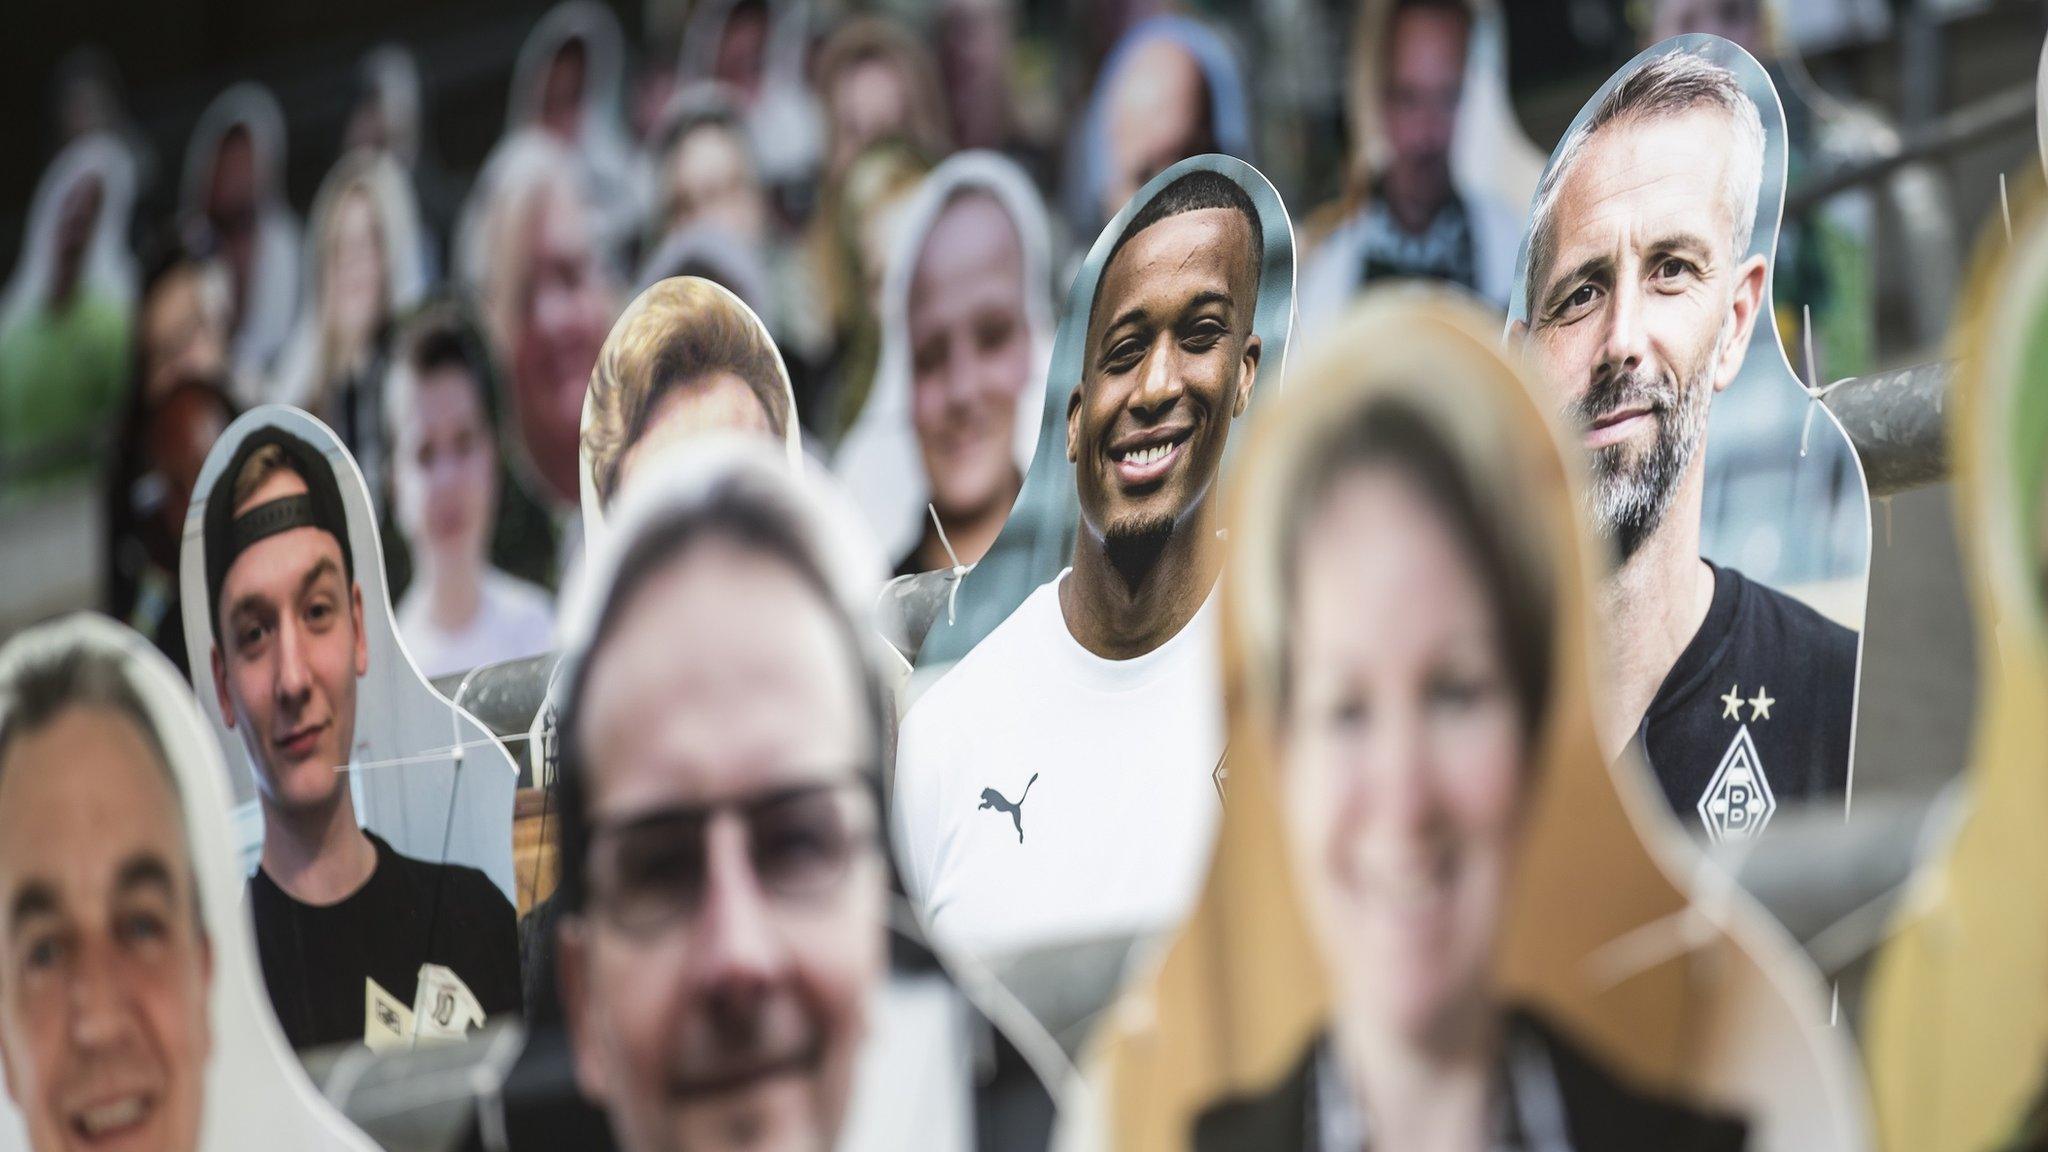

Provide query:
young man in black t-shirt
left=204, top=426, right=520, bottom=1049
left=1515, top=50, right=1857, bottom=840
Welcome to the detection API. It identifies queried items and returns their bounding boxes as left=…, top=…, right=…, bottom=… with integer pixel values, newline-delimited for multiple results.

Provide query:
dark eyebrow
left=225, top=555, right=343, bottom=629
left=1100, top=290, right=1238, bottom=343
left=225, top=587, right=271, bottom=627
left=114, top=853, right=177, bottom=900
left=298, top=556, right=342, bottom=598
left=1539, top=254, right=1612, bottom=312
left=8, top=880, right=58, bottom=933
left=1099, top=303, right=1154, bottom=340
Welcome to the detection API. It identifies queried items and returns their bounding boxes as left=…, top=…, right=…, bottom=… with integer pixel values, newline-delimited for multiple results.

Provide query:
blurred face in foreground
left=0, top=705, right=213, bottom=1152
left=561, top=537, right=885, bottom=1152
left=1281, top=464, right=1527, bottom=1051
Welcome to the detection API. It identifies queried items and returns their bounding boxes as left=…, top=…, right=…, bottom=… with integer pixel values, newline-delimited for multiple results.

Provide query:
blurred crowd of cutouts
left=0, top=0, right=1906, bottom=682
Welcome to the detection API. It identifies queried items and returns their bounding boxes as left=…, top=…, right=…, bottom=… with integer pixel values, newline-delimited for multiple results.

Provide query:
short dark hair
left=1279, top=397, right=1552, bottom=739
left=1524, top=49, right=1764, bottom=312
left=1092, top=170, right=1265, bottom=332
left=387, top=296, right=503, bottom=435
left=552, top=474, right=890, bottom=915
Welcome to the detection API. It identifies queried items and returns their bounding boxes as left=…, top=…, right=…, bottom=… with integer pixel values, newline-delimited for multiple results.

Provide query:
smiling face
left=560, top=538, right=884, bottom=1152
left=1070, top=206, right=1261, bottom=546
left=1280, top=466, right=1526, bottom=1050
left=0, top=706, right=212, bottom=1152
left=209, top=467, right=368, bottom=814
left=1522, top=108, right=1766, bottom=559
left=909, top=191, right=1032, bottom=528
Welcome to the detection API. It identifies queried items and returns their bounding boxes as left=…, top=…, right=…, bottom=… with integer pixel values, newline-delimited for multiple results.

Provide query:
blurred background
left=0, top=3, right=2043, bottom=1135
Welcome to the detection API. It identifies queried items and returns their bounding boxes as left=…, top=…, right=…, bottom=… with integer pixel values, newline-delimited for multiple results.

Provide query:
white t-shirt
left=395, top=567, right=556, bottom=680
left=892, top=570, right=1225, bottom=958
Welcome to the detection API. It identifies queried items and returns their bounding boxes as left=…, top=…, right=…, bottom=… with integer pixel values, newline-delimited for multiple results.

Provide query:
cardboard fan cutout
left=916, top=153, right=1297, bottom=673
left=575, top=274, right=802, bottom=551
left=547, top=443, right=1070, bottom=1152
left=1298, top=0, right=1542, bottom=324
left=1508, top=35, right=1870, bottom=845
left=0, top=615, right=385, bottom=1152
left=834, top=150, right=1056, bottom=578
left=178, top=405, right=519, bottom=897
left=1864, top=193, right=2048, bottom=1152
left=1075, top=288, right=1870, bottom=1152
left=891, top=155, right=1294, bottom=1052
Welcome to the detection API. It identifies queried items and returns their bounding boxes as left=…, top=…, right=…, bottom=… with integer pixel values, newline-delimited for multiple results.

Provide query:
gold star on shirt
left=1748, top=686, right=1775, bottom=722
left=1720, top=684, right=1743, bottom=720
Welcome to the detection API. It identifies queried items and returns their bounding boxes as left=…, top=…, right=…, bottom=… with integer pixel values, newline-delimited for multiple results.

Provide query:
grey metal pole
left=1821, top=360, right=1955, bottom=498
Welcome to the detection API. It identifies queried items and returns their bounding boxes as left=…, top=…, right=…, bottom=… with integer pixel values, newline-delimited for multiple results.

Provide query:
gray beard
left=1575, top=325, right=1724, bottom=563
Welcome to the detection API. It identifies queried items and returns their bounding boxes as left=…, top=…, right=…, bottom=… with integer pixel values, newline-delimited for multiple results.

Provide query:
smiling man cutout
left=893, top=170, right=1264, bottom=958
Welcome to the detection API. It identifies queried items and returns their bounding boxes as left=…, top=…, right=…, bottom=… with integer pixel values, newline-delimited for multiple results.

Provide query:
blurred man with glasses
left=552, top=443, right=891, bottom=1152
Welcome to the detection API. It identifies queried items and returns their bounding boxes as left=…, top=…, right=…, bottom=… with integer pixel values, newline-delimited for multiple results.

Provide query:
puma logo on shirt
left=977, top=773, right=1039, bottom=843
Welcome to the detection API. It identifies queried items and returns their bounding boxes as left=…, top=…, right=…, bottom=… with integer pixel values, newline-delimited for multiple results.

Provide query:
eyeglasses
left=580, top=779, right=877, bottom=938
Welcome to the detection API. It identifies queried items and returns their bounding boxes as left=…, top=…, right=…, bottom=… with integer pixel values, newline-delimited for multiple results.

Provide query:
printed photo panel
left=176, top=405, right=519, bottom=896
left=0, top=614, right=384, bottom=1151
left=833, top=150, right=1056, bottom=581
left=544, top=442, right=1067, bottom=1152
left=575, top=274, right=803, bottom=549
left=1075, top=288, right=1870, bottom=1152
left=1508, top=34, right=1872, bottom=844
left=1637, top=0, right=1893, bottom=379
left=891, top=154, right=1294, bottom=1051
left=918, top=153, right=1297, bottom=672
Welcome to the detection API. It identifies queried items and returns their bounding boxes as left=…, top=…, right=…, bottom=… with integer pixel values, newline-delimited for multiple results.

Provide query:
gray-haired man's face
left=1520, top=106, right=1767, bottom=558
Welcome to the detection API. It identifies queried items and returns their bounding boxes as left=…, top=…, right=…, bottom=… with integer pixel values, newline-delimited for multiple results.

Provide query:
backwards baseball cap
left=203, top=425, right=355, bottom=640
